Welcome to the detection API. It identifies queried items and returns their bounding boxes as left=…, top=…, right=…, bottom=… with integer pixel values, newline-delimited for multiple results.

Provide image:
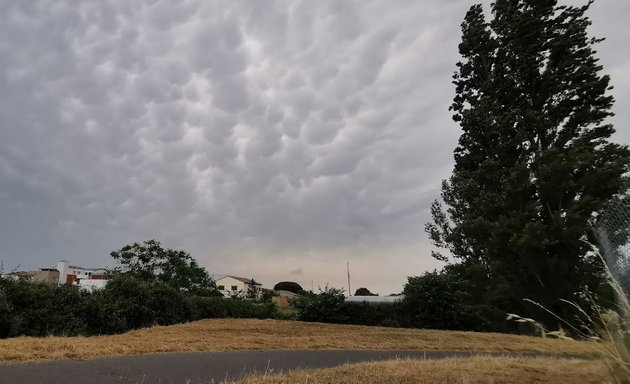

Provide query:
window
left=231, top=285, right=238, bottom=291
left=218, top=285, right=225, bottom=290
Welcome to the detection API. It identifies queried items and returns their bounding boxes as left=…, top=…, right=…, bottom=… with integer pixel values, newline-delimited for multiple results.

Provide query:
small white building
left=56, top=260, right=108, bottom=287
left=215, top=275, right=262, bottom=298
left=75, top=278, right=108, bottom=291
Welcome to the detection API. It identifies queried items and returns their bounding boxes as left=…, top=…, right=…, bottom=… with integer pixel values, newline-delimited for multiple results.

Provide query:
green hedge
left=292, top=287, right=406, bottom=327
left=0, top=273, right=517, bottom=338
left=0, top=276, right=280, bottom=338
left=292, top=280, right=509, bottom=332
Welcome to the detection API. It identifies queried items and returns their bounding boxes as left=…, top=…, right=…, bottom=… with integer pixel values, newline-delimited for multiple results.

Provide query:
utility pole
left=347, top=261, right=351, bottom=296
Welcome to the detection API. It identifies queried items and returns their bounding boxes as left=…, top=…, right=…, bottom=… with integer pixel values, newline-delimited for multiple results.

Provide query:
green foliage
left=402, top=272, right=474, bottom=330
left=260, top=289, right=276, bottom=303
left=93, top=275, right=189, bottom=333
left=0, top=278, right=88, bottom=337
left=0, top=274, right=278, bottom=339
left=290, top=287, right=402, bottom=327
left=293, top=286, right=347, bottom=323
left=273, top=281, right=304, bottom=294
left=340, top=302, right=404, bottom=327
left=426, top=0, right=630, bottom=330
left=245, top=280, right=260, bottom=299
left=110, top=240, right=219, bottom=296
left=354, top=287, right=377, bottom=296
left=184, top=296, right=278, bottom=321
left=0, top=289, right=15, bottom=338
left=293, top=286, right=404, bottom=328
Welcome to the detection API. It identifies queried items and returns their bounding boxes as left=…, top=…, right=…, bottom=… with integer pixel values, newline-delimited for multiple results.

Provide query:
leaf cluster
left=110, top=240, right=218, bottom=296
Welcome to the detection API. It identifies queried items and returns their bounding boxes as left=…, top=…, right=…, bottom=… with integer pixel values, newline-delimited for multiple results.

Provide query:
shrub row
left=0, top=275, right=279, bottom=338
left=292, top=283, right=512, bottom=333
left=0, top=272, right=521, bottom=339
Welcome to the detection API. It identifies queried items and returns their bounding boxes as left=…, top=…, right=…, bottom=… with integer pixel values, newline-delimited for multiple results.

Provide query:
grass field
left=0, top=318, right=599, bottom=363
left=230, top=356, right=607, bottom=384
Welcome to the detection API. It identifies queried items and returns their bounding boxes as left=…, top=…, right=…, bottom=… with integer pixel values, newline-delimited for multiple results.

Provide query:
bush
left=185, top=296, right=277, bottom=320
left=47, top=284, right=90, bottom=335
left=83, top=288, right=126, bottom=335
left=402, top=271, right=489, bottom=331
left=293, top=286, right=348, bottom=323
left=292, top=287, right=407, bottom=327
left=94, top=275, right=189, bottom=333
left=0, top=278, right=89, bottom=337
left=0, top=274, right=281, bottom=339
left=339, top=302, right=405, bottom=327
left=0, top=289, right=16, bottom=338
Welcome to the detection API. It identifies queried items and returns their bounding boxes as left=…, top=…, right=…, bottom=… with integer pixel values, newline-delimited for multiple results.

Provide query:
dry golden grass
left=0, top=319, right=599, bottom=364
left=232, top=356, right=609, bottom=384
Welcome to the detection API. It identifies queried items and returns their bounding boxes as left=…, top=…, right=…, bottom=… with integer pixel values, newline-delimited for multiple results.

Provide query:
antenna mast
left=347, top=261, right=351, bottom=296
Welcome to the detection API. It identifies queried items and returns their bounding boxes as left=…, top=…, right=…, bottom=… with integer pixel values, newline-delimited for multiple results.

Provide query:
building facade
left=215, top=275, right=262, bottom=298
left=56, top=260, right=108, bottom=286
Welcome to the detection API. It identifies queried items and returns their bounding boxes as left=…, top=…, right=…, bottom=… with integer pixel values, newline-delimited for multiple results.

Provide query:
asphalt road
left=0, top=350, right=508, bottom=384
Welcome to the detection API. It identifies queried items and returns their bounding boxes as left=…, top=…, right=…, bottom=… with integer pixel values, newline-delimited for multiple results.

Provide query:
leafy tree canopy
left=110, top=240, right=218, bottom=296
left=426, top=0, right=630, bottom=327
left=354, top=287, right=377, bottom=296
left=273, top=281, right=303, bottom=294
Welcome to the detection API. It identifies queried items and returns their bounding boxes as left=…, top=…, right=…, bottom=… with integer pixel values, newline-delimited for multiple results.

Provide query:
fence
left=595, top=196, right=630, bottom=281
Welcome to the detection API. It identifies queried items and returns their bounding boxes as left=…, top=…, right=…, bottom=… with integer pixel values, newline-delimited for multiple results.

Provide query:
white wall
left=56, top=260, right=69, bottom=284
left=216, top=276, right=247, bottom=297
left=76, top=278, right=108, bottom=291
left=56, top=260, right=107, bottom=285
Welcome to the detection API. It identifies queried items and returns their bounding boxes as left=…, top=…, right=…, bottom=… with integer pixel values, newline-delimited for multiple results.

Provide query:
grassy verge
left=0, top=319, right=598, bottom=364
left=230, top=356, right=607, bottom=384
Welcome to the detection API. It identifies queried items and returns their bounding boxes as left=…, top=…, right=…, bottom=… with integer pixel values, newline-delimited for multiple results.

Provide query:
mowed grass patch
left=232, top=356, right=608, bottom=384
left=0, top=319, right=598, bottom=363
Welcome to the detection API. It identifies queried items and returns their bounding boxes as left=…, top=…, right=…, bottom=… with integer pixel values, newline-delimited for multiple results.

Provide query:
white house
left=56, top=260, right=108, bottom=287
left=215, top=275, right=262, bottom=298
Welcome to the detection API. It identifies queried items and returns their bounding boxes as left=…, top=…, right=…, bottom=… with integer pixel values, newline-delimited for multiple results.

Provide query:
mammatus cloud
left=0, top=0, right=628, bottom=294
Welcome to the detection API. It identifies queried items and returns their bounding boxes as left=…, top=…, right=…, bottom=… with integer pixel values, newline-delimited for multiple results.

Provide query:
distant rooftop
left=216, top=275, right=262, bottom=285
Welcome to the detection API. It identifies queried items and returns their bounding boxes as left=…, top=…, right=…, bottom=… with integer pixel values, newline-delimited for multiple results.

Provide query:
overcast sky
left=0, top=0, right=628, bottom=295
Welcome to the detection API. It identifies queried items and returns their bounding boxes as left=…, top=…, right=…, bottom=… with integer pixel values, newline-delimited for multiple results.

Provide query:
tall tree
left=426, top=0, right=630, bottom=328
left=110, top=240, right=218, bottom=296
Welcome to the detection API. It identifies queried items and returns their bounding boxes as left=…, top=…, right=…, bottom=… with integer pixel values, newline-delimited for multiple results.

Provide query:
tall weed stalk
left=596, top=248, right=630, bottom=384
left=507, top=246, right=629, bottom=383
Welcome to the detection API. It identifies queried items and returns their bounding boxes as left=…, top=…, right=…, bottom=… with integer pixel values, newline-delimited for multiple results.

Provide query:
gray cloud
left=0, top=0, right=628, bottom=294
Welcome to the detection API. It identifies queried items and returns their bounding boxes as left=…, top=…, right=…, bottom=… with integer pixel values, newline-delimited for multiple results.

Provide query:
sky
left=0, top=0, right=628, bottom=295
